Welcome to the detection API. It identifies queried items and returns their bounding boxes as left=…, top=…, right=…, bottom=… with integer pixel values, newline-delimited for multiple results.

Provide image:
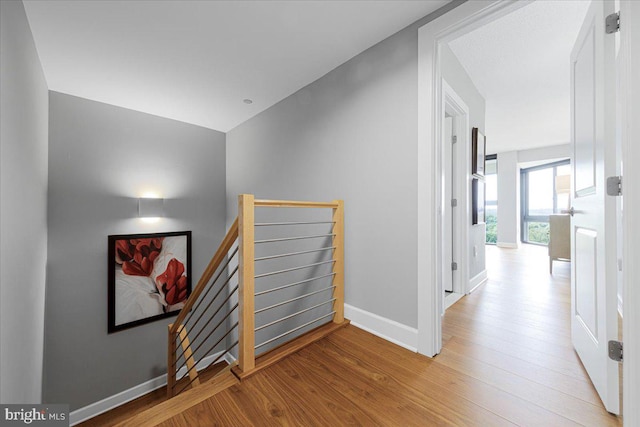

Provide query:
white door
left=570, top=0, right=619, bottom=414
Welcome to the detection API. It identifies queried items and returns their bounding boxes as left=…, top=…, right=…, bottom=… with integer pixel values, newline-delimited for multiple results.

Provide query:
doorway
left=442, top=81, right=469, bottom=312
left=418, top=0, right=632, bottom=420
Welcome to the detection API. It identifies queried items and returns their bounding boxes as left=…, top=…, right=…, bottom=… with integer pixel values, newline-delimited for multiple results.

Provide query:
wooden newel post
left=238, top=194, right=256, bottom=372
left=332, top=200, right=345, bottom=323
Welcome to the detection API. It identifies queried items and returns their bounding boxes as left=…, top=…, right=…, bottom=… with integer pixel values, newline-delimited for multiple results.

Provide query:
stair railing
left=166, top=219, right=239, bottom=398
left=167, top=195, right=345, bottom=397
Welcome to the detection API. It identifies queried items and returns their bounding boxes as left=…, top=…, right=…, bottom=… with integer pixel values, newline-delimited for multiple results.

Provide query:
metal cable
left=254, top=246, right=335, bottom=262
left=173, top=336, right=239, bottom=396
left=255, top=259, right=335, bottom=279
left=173, top=320, right=238, bottom=391
left=255, top=286, right=335, bottom=314
left=254, top=272, right=335, bottom=296
left=255, top=234, right=335, bottom=244
left=255, top=299, right=335, bottom=332
left=255, top=221, right=335, bottom=227
left=176, top=285, right=239, bottom=363
left=255, top=312, right=335, bottom=350
left=182, top=246, right=238, bottom=326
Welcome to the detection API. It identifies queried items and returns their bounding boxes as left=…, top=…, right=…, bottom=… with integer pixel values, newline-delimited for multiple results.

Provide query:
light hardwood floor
left=83, top=244, right=621, bottom=426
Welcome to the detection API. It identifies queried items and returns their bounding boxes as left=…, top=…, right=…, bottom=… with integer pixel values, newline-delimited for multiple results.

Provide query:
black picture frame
left=472, top=127, right=486, bottom=177
left=108, top=230, right=192, bottom=333
left=472, top=178, right=486, bottom=225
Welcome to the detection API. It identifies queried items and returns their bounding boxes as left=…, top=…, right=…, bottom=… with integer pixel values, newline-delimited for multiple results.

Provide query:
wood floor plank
left=443, top=317, right=581, bottom=364
left=435, top=347, right=619, bottom=426
left=442, top=322, right=590, bottom=381
left=296, top=338, right=515, bottom=426
left=328, top=326, right=580, bottom=427
left=444, top=336, right=601, bottom=405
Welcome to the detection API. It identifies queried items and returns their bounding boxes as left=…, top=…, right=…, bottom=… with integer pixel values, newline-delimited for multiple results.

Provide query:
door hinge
left=452, top=135, right=457, bottom=144
left=606, top=12, right=620, bottom=34
left=606, top=176, right=622, bottom=196
left=451, top=198, right=458, bottom=207
left=608, top=340, right=623, bottom=362
left=451, top=262, right=458, bottom=271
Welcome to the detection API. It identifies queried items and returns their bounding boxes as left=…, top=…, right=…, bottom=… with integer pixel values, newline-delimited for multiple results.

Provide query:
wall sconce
left=138, top=198, right=164, bottom=219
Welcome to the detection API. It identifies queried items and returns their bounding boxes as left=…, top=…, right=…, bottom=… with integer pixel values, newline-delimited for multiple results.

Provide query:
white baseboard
left=70, top=350, right=229, bottom=426
left=618, top=294, right=624, bottom=318
left=444, top=292, right=464, bottom=310
left=497, top=241, right=518, bottom=248
left=344, top=304, right=418, bottom=352
left=468, top=270, right=488, bottom=293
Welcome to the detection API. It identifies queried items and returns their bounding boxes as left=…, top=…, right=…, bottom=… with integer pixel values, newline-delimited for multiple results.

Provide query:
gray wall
left=44, top=93, right=226, bottom=410
left=227, top=3, right=461, bottom=329
left=441, top=44, right=487, bottom=281
left=0, top=0, right=49, bottom=404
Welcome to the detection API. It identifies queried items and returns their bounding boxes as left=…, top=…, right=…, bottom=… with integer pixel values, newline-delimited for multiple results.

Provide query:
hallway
left=442, top=244, right=620, bottom=426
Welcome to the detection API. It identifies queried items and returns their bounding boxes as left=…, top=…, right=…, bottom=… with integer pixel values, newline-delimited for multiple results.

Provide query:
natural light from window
left=521, top=160, right=571, bottom=245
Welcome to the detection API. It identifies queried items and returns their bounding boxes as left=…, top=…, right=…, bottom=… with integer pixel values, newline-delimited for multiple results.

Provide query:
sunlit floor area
left=441, top=243, right=620, bottom=426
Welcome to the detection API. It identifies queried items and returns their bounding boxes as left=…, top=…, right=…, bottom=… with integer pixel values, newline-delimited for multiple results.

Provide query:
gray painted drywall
left=227, top=2, right=463, bottom=329
left=44, top=93, right=226, bottom=410
left=497, top=151, right=520, bottom=247
left=0, top=0, right=49, bottom=404
left=441, top=44, right=487, bottom=281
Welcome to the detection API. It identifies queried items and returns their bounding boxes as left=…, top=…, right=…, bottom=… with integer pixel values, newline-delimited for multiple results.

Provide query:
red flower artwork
left=156, top=258, right=188, bottom=306
left=115, top=238, right=163, bottom=277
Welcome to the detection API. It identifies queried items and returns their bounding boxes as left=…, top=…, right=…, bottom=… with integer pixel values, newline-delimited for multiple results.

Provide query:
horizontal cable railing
left=239, top=194, right=345, bottom=374
left=167, top=195, right=344, bottom=397
left=167, top=219, right=239, bottom=398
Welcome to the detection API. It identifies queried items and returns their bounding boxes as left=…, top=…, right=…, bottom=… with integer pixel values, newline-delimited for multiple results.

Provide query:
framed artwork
left=108, top=231, right=192, bottom=333
left=472, top=127, right=486, bottom=177
left=472, top=178, right=485, bottom=225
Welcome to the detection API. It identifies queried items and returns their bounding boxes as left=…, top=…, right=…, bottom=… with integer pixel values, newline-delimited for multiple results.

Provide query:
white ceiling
left=449, top=0, right=591, bottom=154
left=23, top=0, right=449, bottom=132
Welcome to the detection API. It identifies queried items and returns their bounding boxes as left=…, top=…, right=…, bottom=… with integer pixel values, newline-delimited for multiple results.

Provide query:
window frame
left=485, top=154, right=497, bottom=245
left=520, top=159, right=570, bottom=245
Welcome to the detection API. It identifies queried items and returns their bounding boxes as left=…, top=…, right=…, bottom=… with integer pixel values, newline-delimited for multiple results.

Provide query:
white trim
left=442, top=79, right=471, bottom=306
left=417, top=0, right=529, bottom=357
left=621, top=1, right=640, bottom=424
left=496, top=241, right=518, bottom=249
left=344, top=304, right=418, bottom=352
left=468, top=270, right=488, bottom=294
left=224, top=351, right=237, bottom=365
left=69, top=351, right=229, bottom=426
left=444, top=292, right=464, bottom=310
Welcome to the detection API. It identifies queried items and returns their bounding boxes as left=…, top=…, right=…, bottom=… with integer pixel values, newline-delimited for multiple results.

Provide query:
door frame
left=620, top=1, right=639, bottom=424
left=441, top=78, right=470, bottom=311
left=417, top=0, right=529, bottom=357
left=418, top=1, right=637, bottom=423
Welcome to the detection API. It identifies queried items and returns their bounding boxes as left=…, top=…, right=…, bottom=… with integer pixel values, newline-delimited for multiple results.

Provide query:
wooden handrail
left=169, top=218, right=238, bottom=336
left=167, top=195, right=346, bottom=398
left=254, top=199, right=339, bottom=209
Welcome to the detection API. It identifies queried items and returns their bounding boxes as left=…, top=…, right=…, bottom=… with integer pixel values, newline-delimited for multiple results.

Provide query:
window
left=520, top=160, right=570, bottom=245
left=485, top=155, right=497, bottom=244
